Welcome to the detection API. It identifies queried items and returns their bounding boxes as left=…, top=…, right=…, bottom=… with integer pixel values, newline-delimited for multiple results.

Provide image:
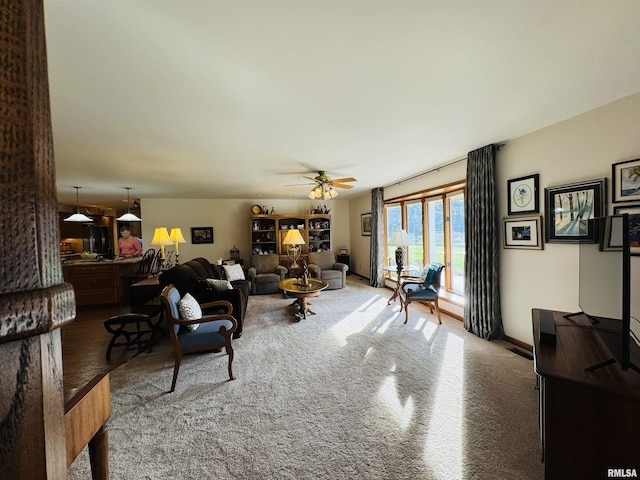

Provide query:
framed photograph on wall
left=507, top=173, right=539, bottom=215
left=191, top=226, right=214, bottom=244
left=612, top=158, right=640, bottom=203
left=502, top=215, right=543, bottom=249
left=544, top=178, right=606, bottom=243
left=361, top=213, right=372, bottom=236
left=613, top=204, right=640, bottom=256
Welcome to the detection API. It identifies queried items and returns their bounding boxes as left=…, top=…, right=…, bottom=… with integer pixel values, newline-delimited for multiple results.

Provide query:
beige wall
left=498, top=91, right=640, bottom=344
left=139, top=198, right=350, bottom=265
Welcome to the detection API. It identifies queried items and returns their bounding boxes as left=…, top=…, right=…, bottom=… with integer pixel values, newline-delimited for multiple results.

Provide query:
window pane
left=449, top=192, right=465, bottom=293
left=386, top=205, right=402, bottom=266
left=427, top=199, right=445, bottom=265
left=405, top=202, right=423, bottom=270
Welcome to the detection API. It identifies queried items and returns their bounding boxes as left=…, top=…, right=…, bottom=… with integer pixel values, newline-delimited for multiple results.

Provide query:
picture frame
left=612, top=158, right=640, bottom=203
left=544, top=178, right=606, bottom=243
left=502, top=215, right=543, bottom=249
left=191, top=226, right=214, bottom=244
left=361, top=213, right=372, bottom=236
left=507, top=173, right=539, bottom=215
left=613, top=204, right=640, bottom=256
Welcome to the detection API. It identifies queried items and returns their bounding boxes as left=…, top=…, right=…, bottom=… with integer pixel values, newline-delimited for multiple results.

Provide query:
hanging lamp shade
left=64, top=186, right=92, bottom=222
left=117, top=187, right=141, bottom=221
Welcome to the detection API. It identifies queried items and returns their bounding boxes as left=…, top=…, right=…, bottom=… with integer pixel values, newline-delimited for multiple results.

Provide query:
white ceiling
left=45, top=1, right=640, bottom=210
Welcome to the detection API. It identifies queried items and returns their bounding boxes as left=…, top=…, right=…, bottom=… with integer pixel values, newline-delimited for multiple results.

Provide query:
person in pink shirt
left=117, top=227, right=142, bottom=257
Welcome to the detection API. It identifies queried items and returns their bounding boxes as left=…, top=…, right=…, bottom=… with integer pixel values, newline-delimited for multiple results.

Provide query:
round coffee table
left=278, top=277, right=329, bottom=321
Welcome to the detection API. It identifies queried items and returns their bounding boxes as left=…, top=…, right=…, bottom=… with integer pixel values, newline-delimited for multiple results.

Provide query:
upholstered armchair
left=400, top=263, right=445, bottom=324
left=247, top=254, right=288, bottom=294
left=307, top=251, right=348, bottom=290
left=160, top=285, right=237, bottom=392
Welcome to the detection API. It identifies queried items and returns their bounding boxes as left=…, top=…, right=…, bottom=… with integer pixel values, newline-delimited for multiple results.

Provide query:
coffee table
left=278, top=277, right=329, bottom=321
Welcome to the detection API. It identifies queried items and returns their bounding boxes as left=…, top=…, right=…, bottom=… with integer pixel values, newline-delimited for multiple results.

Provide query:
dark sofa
left=158, top=257, right=249, bottom=338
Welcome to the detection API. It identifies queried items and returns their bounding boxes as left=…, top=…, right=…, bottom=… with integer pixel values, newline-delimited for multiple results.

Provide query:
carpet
left=69, top=276, right=544, bottom=480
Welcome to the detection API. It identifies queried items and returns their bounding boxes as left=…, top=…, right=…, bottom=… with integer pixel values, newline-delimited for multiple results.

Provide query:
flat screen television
left=572, top=214, right=640, bottom=373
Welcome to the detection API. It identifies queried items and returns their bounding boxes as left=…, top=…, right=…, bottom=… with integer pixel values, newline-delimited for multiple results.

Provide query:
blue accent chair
left=160, top=285, right=237, bottom=392
left=400, top=263, right=445, bottom=324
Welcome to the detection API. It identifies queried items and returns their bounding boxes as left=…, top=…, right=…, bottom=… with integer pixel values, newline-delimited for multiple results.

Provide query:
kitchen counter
left=63, top=258, right=141, bottom=306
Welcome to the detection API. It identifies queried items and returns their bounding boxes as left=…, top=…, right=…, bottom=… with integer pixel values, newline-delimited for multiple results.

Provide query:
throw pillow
left=418, top=264, right=436, bottom=290
left=206, top=277, right=234, bottom=292
left=223, top=263, right=245, bottom=282
left=178, top=292, right=201, bottom=331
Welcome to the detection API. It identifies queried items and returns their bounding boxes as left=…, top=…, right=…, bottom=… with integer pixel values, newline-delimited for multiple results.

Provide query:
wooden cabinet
left=63, top=260, right=139, bottom=306
left=532, top=309, right=640, bottom=480
left=64, top=264, right=118, bottom=305
left=250, top=215, right=277, bottom=255
left=250, top=213, right=332, bottom=262
left=306, top=214, right=332, bottom=253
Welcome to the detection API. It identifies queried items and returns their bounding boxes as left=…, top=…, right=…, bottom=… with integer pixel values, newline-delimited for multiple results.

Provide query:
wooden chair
left=160, top=285, right=237, bottom=392
left=400, top=263, right=445, bottom=324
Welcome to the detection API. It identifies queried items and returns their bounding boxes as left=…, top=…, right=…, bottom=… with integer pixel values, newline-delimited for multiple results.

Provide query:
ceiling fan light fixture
left=329, top=187, right=338, bottom=198
left=64, top=186, right=93, bottom=222
left=117, top=187, right=141, bottom=222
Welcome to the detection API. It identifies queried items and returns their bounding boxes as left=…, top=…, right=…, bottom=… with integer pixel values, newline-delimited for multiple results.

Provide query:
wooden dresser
left=532, top=309, right=640, bottom=480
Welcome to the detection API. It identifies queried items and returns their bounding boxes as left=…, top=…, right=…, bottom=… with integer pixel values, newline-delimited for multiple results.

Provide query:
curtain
left=369, top=187, right=385, bottom=287
left=464, top=145, right=504, bottom=340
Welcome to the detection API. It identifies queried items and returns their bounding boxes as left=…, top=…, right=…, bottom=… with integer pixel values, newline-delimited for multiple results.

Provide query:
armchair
left=247, top=254, right=288, bottom=294
left=400, top=263, right=445, bottom=324
left=307, top=251, right=348, bottom=290
left=160, top=285, right=237, bottom=392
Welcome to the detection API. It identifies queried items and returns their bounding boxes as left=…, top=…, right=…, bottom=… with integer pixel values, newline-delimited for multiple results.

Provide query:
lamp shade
left=64, top=186, right=93, bottom=222
left=282, top=228, right=305, bottom=245
left=169, top=228, right=186, bottom=244
left=117, top=187, right=141, bottom=221
left=150, top=227, right=172, bottom=246
left=117, top=212, right=141, bottom=222
left=390, top=229, right=411, bottom=247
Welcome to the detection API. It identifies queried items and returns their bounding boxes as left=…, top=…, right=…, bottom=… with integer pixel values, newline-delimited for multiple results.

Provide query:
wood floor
left=61, top=304, right=163, bottom=402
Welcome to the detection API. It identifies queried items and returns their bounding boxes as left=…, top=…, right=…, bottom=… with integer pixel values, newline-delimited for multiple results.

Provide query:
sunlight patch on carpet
left=377, top=374, right=414, bottom=431
left=421, top=319, right=439, bottom=342
left=423, top=331, right=464, bottom=478
left=329, top=294, right=387, bottom=347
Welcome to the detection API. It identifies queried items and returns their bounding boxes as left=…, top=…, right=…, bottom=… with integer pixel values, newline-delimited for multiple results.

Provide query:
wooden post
left=0, top=0, right=76, bottom=477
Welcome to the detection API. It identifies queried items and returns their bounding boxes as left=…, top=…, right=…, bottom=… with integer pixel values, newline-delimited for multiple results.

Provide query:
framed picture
left=544, top=178, right=606, bottom=243
left=507, top=173, right=539, bottom=215
left=502, top=215, right=543, bottom=249
left=191, top=226, right=214, bottom=244
left=613, top=204, right=640, bottom=255
left=612, top=158, right=640, bottom=203
left=361, top=213, right=372, bottom=236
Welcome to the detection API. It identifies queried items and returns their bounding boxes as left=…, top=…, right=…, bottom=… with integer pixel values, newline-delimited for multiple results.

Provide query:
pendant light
left=117, top=187, right=141, bottom=222
left=64, top=186, right=93, bottom=222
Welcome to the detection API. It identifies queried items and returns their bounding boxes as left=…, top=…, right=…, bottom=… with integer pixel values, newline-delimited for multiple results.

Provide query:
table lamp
left=169, top=227, right=186, bottom=264
left=282, top=228, right=305, bottom=268
left=389, top=229, right=411, bottom=278
left=150, top=227, right=173, bottom=269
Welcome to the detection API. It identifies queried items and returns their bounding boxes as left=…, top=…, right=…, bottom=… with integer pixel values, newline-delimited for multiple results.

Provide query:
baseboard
left=504, top=335, right=533, bottom=353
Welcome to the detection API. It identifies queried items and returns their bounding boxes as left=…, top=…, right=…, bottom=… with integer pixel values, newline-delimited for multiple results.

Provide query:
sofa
left=158, top=257, right=250, bottom=338
left=247, top=254, right=288, bottom=295
left=307, top=251, right=348, bottom=290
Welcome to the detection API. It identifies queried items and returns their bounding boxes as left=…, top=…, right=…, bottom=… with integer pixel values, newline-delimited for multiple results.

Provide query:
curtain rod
left=383, top=143, right=505, bottom=189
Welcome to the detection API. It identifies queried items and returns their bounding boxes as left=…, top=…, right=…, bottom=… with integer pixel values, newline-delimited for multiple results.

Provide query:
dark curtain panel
left=369, top=187, right=385, bottom=287
left=464, top=145, right=504, bottom=340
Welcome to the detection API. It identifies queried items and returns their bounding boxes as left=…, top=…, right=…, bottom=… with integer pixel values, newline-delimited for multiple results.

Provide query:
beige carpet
left=69, top=276, right=544, bottom=480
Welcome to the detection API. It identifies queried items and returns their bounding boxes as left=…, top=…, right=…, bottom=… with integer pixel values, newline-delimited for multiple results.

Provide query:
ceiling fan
left=286, top=171, right=357, bottom=199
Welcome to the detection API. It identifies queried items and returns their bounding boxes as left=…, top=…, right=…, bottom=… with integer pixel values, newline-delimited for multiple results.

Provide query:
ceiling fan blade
left=331, top=177, right=357, bottom=183
left=332, top=183, right=354, bottom=189
left=303, top=176, right=319, bottom=182
left=285, top=182, right=316, bottom=187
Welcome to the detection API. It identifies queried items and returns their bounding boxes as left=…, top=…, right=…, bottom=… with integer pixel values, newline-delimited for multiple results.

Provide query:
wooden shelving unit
left=250, top=213, right=332, bottom=263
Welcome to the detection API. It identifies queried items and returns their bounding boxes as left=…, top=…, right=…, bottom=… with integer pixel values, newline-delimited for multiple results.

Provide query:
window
left=384, top=181, right=465, bottom=294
